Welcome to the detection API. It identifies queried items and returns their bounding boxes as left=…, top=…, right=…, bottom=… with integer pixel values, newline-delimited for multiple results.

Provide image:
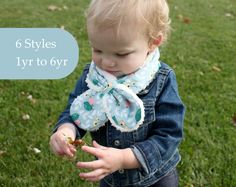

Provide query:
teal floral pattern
left=70, top=49, right=161, bottom=132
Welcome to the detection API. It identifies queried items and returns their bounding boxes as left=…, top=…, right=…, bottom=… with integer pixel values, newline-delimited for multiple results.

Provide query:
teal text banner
left=0, top=28, right=79, bottom=79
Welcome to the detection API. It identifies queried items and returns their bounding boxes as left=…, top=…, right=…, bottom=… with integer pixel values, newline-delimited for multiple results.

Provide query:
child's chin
left=107, top=71, right=124, bottom=77
left=114, top=72, right=126, bottom=78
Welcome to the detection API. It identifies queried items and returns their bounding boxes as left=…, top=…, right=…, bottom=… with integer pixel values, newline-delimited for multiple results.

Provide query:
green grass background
left=0, top=0, right=235, bottom=186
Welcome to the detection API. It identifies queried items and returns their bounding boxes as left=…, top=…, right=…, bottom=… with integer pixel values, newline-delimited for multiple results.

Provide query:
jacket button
left=114, top=140, right=120, bottom=146
left=119, top=169, right=124, bottom=174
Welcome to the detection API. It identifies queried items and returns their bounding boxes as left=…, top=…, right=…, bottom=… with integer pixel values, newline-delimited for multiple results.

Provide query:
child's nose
left=102, top=56, right=116, bottom=67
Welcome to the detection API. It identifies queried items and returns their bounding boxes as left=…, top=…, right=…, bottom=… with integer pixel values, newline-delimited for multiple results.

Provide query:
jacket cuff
left=131, top=140, right=163, bottom=175
left=131, top=146, right=149, bottom=174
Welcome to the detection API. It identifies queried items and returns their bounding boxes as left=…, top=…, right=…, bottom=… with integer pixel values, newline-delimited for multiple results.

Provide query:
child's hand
left=49, top=123, right=77, bottom=157
left=76, top=141, right=134, bottom=182
left=76, top=141, right=123, bottom=181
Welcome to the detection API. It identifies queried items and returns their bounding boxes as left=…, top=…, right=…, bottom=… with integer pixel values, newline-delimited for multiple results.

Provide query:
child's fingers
left=50, top=135, right=63, bottom=154
left=60, top=141, right=75, bottom=157
left=81, top=145, right=103, bottom=158
left=50, top=140, right=63, bottom=155
left=79, top=169, right=104, bottom=179
left=53, top=134, right=74, bottom=157
left=60, top=134, right=77, bottom=156
left=76, top=160, right=102, bottom=170
left=92, top=140, right=107, bottom=150
left=50, top=132, right=76, bottom=157
left=81, top=174, right=107, bottom=182
left=68, top=144, right=77, bottom=154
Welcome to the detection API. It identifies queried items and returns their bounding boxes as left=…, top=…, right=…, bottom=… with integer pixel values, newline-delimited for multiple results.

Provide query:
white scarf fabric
left=70, top=49, right=161, bottom=132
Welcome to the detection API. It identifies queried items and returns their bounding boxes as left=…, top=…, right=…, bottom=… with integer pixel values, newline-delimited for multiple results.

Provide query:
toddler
left=50, top=0, right=185, bottom=187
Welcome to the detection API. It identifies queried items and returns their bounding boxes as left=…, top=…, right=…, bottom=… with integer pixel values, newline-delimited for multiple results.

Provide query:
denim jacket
left=53, top=62, right=185, bottom=187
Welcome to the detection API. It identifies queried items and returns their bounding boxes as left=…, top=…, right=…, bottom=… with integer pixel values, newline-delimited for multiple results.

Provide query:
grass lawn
left=0, top=0, right=236, bottom=186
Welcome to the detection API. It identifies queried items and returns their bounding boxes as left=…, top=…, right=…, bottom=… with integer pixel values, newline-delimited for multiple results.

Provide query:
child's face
left=87, top=23, right=154, bottom=77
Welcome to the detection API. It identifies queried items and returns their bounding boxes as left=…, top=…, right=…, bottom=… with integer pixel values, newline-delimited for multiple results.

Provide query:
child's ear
left=148, top=34, right=163, bottom=51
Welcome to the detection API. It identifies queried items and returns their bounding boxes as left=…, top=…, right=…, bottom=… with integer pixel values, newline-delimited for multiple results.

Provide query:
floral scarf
left=70, top=49, right=161, bottom=132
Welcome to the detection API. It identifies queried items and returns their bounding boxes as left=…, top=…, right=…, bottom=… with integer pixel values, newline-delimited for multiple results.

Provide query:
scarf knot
left=70, top=49, right=161, bottom=132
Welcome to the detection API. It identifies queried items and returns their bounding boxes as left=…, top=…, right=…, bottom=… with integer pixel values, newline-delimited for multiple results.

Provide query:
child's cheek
left=92, top=54, right=100, bottom=65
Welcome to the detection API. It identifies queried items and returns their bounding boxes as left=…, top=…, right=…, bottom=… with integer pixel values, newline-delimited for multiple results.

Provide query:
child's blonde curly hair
left=86, top=0, right=171, bottom=44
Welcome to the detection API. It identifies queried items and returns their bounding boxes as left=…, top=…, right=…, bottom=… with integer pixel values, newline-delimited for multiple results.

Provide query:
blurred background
left=0, top=0, right=235, bottom=186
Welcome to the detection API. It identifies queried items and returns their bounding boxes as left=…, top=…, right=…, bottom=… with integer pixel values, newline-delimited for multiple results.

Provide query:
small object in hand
left=66, top=137, right=86, bottom=148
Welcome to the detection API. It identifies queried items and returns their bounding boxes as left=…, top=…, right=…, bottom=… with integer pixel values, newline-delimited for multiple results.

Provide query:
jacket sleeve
left=131, top=70, right=185, bottom=174
left=52, top=65, right=90, bottom=139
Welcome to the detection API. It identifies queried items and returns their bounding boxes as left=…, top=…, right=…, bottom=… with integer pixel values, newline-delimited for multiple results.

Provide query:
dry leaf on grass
left=232, top=114, right=236, bottom=127
left=212, top=66, right=221, bottom=72
left=27, top=95, right=33, bottom=100
left=177, top=14, right=183, bottom=20
left=27, top=94, right=36, bottom=104
left=22, top=114, right=30, bottom=120
left=63, top=5, right=68, bottom=10
left=33, top=148, right=41, bottom=154
left=199, top=71, right=204, bottom=76
left=225, top=13, right=233, bottom=17
left=177, top=14, right=192, bottom=24
left=47, top=5, right=58, bottom=11
left=28, top=146, right=41, bottom=154
left=0, top=150, right=6, bottom=156
left=48, top=5, right=68, bottom=11
left=183, top=17, right=191, bottom=24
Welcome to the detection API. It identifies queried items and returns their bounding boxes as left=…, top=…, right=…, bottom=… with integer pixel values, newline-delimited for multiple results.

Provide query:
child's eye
left=93, top=49, right=102, bottom=53
left=116, top=52, right=131, bottom=57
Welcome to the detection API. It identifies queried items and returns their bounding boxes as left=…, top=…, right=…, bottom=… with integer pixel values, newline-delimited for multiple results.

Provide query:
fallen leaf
left=48, top=5, right=58, bottom=11
left=64, top=134, right=86, bottom=148
left=212, top=66, right=221, bottom=72
left=225, top=13, right=233, bottom=17
left=0, top=150, right=6, bottom=156
left=199, top=71, right=204, bottom=76
left=177, top=14, right=191, bottom=24
left=232, top=114, right=236, bottom=127
left=183, top=17, right=191, bottom=24
left=33, top=148, right=41, bottom=154
left=22, top=114, right=30, bottom=120
left=177, top=14, right=183, bottom=20
left=27, top=94, right=36, bottom=104
left=63, top=5, right=68, bottom=10
left=27, top=95, right=33, bottom=100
